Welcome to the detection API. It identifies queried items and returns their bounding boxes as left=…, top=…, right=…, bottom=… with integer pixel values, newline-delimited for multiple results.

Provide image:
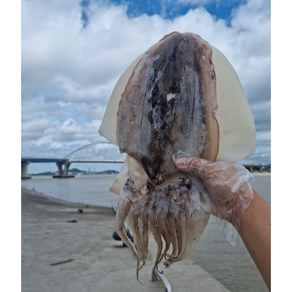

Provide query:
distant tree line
left=29, top=168, right=119, bottom=176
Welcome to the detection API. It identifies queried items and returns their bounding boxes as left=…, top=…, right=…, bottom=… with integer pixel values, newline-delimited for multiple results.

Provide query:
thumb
left=175, top=157, right=203, bottom=174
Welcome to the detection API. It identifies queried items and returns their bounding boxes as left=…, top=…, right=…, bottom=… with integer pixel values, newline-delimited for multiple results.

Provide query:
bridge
left=243, top=164, right=271, bottom=173
left=21, top=142, right=271, bottom=179
left=21, top=142, right=124, bottom=179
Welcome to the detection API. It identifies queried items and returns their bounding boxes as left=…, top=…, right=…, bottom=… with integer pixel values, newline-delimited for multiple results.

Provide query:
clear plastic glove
left=175, top=155, right=254, bottom=245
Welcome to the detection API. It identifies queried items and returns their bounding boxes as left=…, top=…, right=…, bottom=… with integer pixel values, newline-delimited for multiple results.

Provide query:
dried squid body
left=115, top=161, right=216, bottom=275
left=117, top=32, right=220, bottom=186
left=114, top=32, right=220, bottom=281
left=99, top=31, right=256, bottom=282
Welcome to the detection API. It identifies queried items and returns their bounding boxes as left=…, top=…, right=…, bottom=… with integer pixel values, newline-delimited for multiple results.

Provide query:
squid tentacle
left=116, top=197, right=144, bottom=284
left=139, top=200, right=150, bottom=262
left=148, top=209, right=163, bottom=270
left=164, top=208, right=187, bottom=263
left=164, top=211, right=179, bottom=267
left=116, top=173, right=213, bottom=283
left=155, top=208, right=171, bottom=266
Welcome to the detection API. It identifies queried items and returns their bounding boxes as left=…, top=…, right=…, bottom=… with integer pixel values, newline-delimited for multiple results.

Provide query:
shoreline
left=21, top=187, right=112, bottom=209
left=27, top=171, right=271, bottom=177
left=26, top=173, right=119, bottom=178
left=252, top=172, right=271, bottom=176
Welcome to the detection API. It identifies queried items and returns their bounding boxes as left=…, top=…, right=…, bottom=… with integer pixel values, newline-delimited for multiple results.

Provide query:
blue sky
left=21, top=0, right=271, bottom=173
left=80, top=0, right=245, bottom=24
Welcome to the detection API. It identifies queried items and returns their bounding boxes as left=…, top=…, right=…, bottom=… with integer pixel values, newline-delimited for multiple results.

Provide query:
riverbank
left=252, top=172, right=271, bottom=176
left=21, top=188, right=230, bottom=292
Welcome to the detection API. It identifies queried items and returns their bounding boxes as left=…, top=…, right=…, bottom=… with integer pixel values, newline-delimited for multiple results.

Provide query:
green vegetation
left=96, top=170, right=119, bottom=174
left=30, top=171, right=56, bottom=176
left=29, top=168, right=84, bottom=176
left=68, top=168, right=84, bottom=172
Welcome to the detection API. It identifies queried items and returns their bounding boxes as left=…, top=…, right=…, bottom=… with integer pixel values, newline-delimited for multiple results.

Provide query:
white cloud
left=177, top=0, right=218, bottom=5
left=256, top=131, right=271, bottom=143
left=22, top=119, right=61, bottom=141
left=55, top=75, right=114, bottom=104
left=53, top=118, right=101, bottom=143
left=21, top=0, right=270, bottom=164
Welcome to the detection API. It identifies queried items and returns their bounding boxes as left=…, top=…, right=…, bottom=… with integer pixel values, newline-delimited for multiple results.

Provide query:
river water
left=21, top=173, right=270, bottom=292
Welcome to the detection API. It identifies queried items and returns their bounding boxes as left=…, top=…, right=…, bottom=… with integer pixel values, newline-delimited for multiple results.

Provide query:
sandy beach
left=21, top=188, right=230, bottom=292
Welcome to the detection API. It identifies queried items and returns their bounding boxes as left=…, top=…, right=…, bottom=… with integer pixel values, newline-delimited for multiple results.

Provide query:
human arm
left=239, top=189, right=271, bottom=290
left=175, top=157, right=271, bottom=291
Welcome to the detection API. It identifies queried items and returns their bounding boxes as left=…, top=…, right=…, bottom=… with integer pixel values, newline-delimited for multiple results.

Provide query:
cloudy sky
left=21, top=0, right=271, bottom=173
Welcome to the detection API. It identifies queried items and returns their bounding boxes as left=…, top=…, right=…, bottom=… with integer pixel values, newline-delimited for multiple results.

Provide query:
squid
left=115, top=155, right=217, bottom=282
left=98, top=32, right=256, bottom=282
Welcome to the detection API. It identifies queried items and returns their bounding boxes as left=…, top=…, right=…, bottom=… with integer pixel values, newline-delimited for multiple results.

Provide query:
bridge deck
left=21, top=158, right=67, bottom=163
left=21, top=158, right=124, bottom=163
left=70, top=159, right=124, bottom=163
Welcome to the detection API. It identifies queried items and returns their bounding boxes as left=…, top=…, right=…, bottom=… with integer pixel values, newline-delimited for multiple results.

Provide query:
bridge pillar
left=21, top=161, right=31, bottom=179
left=53, top=162, right=74, bottom=178
left=64, top=162, right=71, bottom=176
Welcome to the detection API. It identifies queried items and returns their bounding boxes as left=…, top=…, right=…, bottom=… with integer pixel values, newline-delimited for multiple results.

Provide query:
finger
left=175, top=157, right=206, bottom=175
left=176, top=157, right=199, bottom=172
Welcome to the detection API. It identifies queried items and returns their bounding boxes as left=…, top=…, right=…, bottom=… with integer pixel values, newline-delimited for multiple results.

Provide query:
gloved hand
left=175, top=157, right=254, bottom=245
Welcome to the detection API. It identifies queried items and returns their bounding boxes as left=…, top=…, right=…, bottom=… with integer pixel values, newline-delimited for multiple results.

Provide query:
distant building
left=88, top=167, right=95, bottom=174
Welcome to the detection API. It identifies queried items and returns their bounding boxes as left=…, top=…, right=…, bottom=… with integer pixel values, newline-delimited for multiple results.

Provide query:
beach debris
left=78, top=209, right=83, bottom=213
left=113, top=230, right=134, bottom=245
left=99, top=31, right=256, bottom=283
left=50, top=259, right=74, bottom=266
left=67, top=220, right=77, bottom=223
left=113, top=230, right=121, bottom=241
